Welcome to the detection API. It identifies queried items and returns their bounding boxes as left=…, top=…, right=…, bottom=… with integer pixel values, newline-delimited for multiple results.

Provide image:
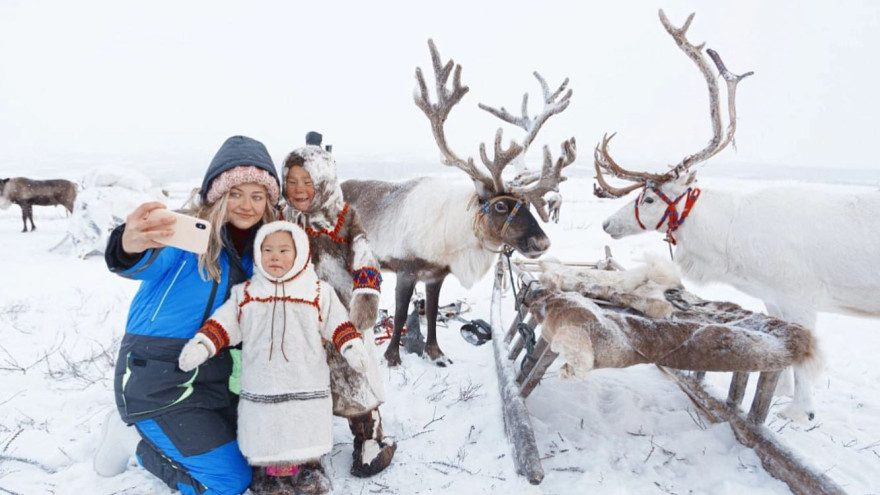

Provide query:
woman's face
left=285, top=166, right=315, bottom=212
left=226, top=183, right=268, bottom=229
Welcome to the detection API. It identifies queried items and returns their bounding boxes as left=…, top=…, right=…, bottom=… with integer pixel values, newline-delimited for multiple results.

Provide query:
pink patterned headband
left=206, top=166, right=280, bottom=205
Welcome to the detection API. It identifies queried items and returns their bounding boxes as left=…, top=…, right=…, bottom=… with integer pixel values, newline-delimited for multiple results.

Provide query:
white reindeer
left=342, top=40, right=576, bottom=367
left=594, top=10, right=880, bottom=421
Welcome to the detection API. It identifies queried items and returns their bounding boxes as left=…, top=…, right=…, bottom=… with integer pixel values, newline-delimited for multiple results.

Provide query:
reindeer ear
left=472, top=179, right=495, bottom=201
left=685, top=171, right=697, bottom=185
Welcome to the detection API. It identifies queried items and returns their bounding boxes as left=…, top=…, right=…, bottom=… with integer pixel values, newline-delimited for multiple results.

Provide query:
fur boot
left=349, top=409, right=397, bottom=477
left=294, top=461, right=332, bottom=494
left=250, top=467, right=298, bottom=495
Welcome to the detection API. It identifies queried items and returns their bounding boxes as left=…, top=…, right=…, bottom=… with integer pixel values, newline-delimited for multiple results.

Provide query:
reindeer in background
left=594, top=10, right=880, bottom=421
left=0, top=177, right=77, bottom=232
left=343, top=39, right=575, bottom=367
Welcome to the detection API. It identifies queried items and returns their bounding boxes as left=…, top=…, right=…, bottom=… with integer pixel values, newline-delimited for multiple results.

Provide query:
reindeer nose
left=602, top=219, right=611, bottom=232
left=528, top=235, right=551, bottom=255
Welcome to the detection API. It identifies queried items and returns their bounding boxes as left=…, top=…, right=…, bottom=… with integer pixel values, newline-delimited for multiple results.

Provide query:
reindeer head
left=594, top=10, right=752, bottom=242
left=414, top=39, right=576, bottom=258
left=0, top=178, right=10, bottom=209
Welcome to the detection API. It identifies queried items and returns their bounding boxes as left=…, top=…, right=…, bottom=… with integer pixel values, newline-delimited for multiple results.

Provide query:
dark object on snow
left=401, top=299, right=426, bottom=356
left=459, top=319, right=492, bottom=346
left=0, top=177, right=77, bottom=232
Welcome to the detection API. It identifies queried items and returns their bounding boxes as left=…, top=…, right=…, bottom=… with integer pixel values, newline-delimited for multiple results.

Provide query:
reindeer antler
left=478, top=72, right=572, bottom=156
left=415, top=39, right=575, bottom=208
left=479, top=129, right=523, bottom=195
left=509, top=138, right=577, bottom=222
left=593, top=10, right=753, bottom=198
left=658, top=9, right=754, bottom=176
left=414, top=39, right=496, bottom=193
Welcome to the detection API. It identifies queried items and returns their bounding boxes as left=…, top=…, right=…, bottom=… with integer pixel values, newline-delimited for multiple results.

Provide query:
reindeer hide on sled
left=522, top=259, right=816, bottom=380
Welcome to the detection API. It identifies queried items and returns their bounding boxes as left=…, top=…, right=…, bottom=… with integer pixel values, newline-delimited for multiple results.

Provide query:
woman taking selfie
left=102, top=135, right=280, bottom=494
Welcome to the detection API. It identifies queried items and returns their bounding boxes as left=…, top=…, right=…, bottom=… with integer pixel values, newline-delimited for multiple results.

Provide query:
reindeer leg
left=20, top=204, right=32, bottom=232
left=27, top=204, right=36, bottom=231
left=770, top=304, right=818, bottom=422
left=424, top=278, right=452, bottom=367
left=384, top=272, right=417, bottom=367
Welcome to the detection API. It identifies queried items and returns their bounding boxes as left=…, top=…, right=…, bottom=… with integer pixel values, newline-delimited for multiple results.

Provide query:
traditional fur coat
left=189, top=222, right=363, bottom=466
left=281, top=145, right=385, bottom=416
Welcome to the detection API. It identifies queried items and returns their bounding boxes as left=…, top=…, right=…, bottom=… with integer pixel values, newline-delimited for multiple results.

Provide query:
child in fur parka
left=281, top=144, right=397, bottom=477
left=178, top=221, right=374, bottom=494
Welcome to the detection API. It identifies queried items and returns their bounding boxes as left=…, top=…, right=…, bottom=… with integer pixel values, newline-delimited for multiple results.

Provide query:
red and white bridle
left=634, top=186, right=701, bottom=245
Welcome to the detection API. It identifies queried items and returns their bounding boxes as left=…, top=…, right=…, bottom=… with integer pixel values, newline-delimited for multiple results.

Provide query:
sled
left=489, top=250, right=846, bottom=494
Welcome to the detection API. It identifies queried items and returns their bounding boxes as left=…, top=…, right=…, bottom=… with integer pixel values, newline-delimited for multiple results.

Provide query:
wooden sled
left=489, top=251, right=846, bottom=494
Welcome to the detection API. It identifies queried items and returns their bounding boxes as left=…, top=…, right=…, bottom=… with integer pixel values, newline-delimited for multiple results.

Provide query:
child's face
left=261, top=231, right=296, bottom=278
left=285, top=166, right=315, bottom=212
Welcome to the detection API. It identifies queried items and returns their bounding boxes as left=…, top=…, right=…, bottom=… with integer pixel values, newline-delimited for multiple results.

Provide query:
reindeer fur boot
left=250, top=467, right=297, bottom=495
left=252, top=465, right=308, bottom=495
left=294, top=461, right=332, bottom=494
left=349, top=409, right=397, bottom=477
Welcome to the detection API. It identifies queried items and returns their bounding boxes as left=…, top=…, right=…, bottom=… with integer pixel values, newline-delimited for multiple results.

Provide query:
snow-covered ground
left=1, top=171, right=879, bottom=494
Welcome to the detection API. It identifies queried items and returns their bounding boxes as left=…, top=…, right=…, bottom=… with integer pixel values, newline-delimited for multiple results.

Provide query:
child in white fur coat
left=178, top=221, right=374, bottom=492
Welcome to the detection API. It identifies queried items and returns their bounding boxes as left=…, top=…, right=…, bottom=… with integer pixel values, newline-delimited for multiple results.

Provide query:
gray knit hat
left=199, top=135, right=280, bottom=205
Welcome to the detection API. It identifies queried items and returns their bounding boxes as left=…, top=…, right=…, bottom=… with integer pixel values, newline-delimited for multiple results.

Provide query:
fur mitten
left=178, top=333, right=215, bottom=372
left=350, top=292, right=379, bottom=331
left=340, top=339, right=369, bottom=374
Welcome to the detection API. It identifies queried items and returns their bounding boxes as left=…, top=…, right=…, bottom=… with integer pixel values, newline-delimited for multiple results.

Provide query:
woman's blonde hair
left=183, top=186, right=277, bottom=281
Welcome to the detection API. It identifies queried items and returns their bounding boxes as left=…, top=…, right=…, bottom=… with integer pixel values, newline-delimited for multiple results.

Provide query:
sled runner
left=488, top=250, right=845, bottom=494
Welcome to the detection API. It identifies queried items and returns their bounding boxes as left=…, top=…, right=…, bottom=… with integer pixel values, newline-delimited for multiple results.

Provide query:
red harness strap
left=635, top=187, right=701, bottom=245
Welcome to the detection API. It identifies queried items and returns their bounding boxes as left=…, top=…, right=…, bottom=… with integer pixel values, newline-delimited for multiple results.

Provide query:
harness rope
left=503, top=250, right=539, bottom=372
left=474, top=195, right=524, bottom=253
left=634, top=186, right=701, bottom=258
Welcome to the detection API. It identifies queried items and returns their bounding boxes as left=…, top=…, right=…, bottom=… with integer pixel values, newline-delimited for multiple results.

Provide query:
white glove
left=341, top=338, right=369, bottom=374
left=178, top=334, right=214, bottom=372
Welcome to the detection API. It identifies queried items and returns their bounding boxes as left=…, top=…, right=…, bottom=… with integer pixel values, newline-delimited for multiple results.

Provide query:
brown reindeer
left=342, top=40, right=576, bottom=367
left=0, top=177, right=77, bottom=232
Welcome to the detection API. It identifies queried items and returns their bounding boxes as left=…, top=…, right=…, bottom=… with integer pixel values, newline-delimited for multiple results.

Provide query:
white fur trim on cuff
left=352, top=287, right=381, bottom=297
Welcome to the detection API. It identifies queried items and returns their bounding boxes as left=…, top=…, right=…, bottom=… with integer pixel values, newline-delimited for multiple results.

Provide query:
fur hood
left=253, top=221, right=313, bottom=283
left=282, top=145, right=344, bottom=230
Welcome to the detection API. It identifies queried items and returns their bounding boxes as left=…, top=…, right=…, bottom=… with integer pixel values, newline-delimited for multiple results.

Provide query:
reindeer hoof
left=778, top=404, right=816, bottom=423
left=383, top=349, right=402, bottom=367
left=431, top=356, right=453, bottom=367
left=424, top=345, right=452, bottom=367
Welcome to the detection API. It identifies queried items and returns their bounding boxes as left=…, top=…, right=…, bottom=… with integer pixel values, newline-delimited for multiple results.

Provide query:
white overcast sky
left=1, top=0, right=879, bottom=181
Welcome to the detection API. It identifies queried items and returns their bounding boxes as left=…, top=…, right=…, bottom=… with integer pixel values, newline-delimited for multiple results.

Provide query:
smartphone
left=150, top=209, right=212, bottom=254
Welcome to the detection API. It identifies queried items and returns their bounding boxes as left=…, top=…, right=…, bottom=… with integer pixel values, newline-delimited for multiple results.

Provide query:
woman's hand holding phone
left=121, top=202, right=175, bottom=254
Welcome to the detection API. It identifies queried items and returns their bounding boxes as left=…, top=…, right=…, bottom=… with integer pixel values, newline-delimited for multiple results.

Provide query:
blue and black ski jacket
left=106, top=224, right=257, bottom=423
